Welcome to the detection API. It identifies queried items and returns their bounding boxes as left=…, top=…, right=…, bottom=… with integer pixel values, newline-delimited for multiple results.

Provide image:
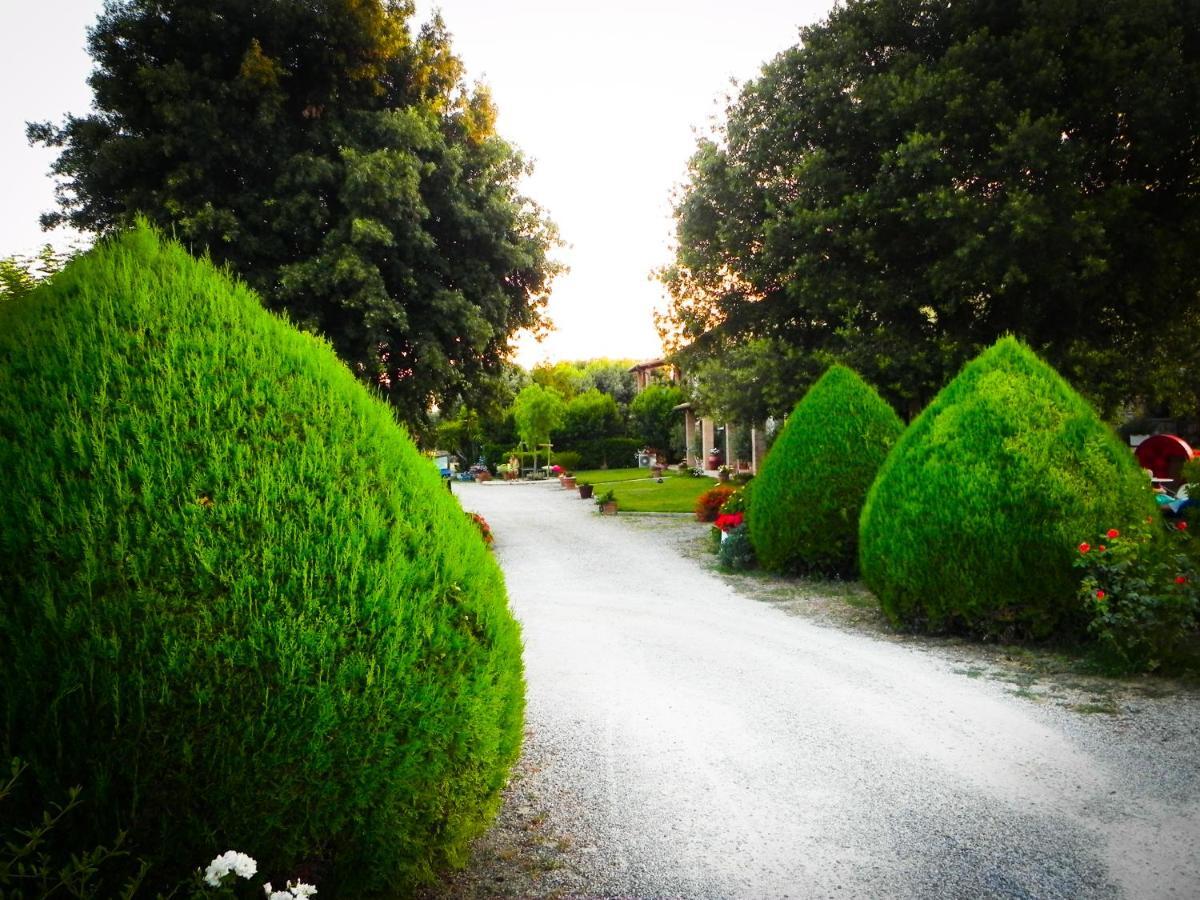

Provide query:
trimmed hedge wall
left=749, top=365, right=903, bottom=575
left=0, top=225, right=524, bottom=894
left=859, top=336, right=1156, bottom=638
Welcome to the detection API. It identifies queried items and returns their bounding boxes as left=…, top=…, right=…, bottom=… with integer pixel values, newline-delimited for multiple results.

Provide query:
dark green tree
left=29, top=0, right=559, bottom=427
left=685, top=338, right=824, bottom=425
left=660, top=0, right=1200, bottom=420
left=629, top=384, right=685, bottom=456
left=558, top=388, right=623, bottom=448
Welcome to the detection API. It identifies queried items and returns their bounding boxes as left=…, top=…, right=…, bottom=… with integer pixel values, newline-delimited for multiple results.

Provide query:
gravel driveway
left=450, top=480, right=1200, bottom=899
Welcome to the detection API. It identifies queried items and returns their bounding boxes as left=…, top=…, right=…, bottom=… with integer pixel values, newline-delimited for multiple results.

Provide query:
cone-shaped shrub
left=859, top=336, right=1156, bottom=638
left=0, top=225, right=524, bottom=894
left=748, top=365, right=903, bottom=574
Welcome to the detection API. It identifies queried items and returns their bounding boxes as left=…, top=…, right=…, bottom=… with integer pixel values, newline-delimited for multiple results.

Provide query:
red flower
left=1177, top=576, right=1188, bottom=584
left=1098, top=545, right=1106, bottom=552
left=1179, top=521, right=1189, bottom=531
left=714, top=512, right=745, bottom=533
left=1078, top=542, right=1091, bottom=554
left=1106, top=528, right=1120, bottom=539
left=1096, top=589, right=1106, bottom=601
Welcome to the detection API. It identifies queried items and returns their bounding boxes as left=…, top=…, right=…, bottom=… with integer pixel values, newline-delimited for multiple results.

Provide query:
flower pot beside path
left=578, top=484, right=594, bottom=500
left=562, top=476, right=577, bottom=490
left=599, top=501, right=618, bottom=516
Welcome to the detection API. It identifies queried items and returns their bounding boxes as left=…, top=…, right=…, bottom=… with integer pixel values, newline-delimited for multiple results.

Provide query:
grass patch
left=573, top=467, right=660, bottom=484
left=605, top=474, right=718, bottom=513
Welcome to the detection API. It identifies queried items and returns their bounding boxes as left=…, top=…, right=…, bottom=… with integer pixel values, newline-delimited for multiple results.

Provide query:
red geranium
left=1178, top=521, right=1189, bottom=531
left=1096, top=589, right=1106, bottom=601
left=1078, top=542, right=1091, bottom=554
left=1177, top=576, right=1188, bottom=584
left=714, top=512, right=745, bottom=533
left=1106, top=528, right=1120, bottom=539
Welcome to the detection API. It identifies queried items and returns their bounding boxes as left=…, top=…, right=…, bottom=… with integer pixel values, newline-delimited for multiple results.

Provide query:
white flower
left=289, top=882, right=318, bottom=898
left=268, top=892, right=294, bottom=900
left=203, top=850, right=258, bottom=887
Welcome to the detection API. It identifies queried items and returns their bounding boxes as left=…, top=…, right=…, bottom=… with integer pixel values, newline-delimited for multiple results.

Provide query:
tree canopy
left=659, top=0, right=1200, bottom=420
left=511, top=383, right=565, bottom=455
left=629, top=384, right=685, bottom=453
left=29, top=0, right=560, bottom=427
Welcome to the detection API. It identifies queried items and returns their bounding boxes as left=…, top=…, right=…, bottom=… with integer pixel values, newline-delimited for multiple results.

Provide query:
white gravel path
left=457, top=480, right=1200, bottom=899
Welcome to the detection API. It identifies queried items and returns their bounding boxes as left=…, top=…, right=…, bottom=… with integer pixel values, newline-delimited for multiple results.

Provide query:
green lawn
left=600, top=472, right=719, bottom=513
left=573, top=467, right=658, bottom=484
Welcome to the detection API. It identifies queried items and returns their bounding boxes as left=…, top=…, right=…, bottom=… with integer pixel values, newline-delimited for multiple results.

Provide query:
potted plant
left=578, top=481, right=594, bottom=500
left=717, top=464, right=733, bottom=483
left=706, top=447, right=723, bottom=470
left=561, top=473, right=577, bottom=490
left=595, top=488, right=618, bottom=515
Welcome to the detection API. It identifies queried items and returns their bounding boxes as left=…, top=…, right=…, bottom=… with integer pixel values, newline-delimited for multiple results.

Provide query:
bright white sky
left=2, top=0, right=837, bottom=365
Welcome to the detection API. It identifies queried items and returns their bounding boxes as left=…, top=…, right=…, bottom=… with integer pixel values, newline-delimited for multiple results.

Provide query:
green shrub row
left=0, top=225, right=524, bottom=894
left=747, top=339, right=1177, bottom=662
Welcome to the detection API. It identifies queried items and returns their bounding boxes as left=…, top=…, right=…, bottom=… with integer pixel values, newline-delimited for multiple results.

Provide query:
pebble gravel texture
left=452, top=480, right=1200, bottom=899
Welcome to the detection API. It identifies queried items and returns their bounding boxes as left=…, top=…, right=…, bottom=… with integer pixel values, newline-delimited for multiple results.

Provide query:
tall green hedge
left=0, top=225, right=524, bottom=894
left=748, top=365, right=903, bottom=574
left=859, top=336, right=1156, bottom=638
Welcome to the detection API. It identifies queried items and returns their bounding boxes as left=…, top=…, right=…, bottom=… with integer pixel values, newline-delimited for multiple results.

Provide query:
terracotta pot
left=718, top=470, right=730, bottom=483
left=474, top=470, right=492, bottom=482
left=562, top=476, right=576, bottom=490
left=578, top=484, right=594, bottom=500
left=706, top=453, right=721, bottom=469
left=599, top=501, right=618, bottom=516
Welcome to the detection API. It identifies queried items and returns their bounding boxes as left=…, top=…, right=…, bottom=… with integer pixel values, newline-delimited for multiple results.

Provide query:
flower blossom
left=264, top=881, right=318, bottom=899
left=1106, top=528, right=1120, bottom=539
left=714, top=512, right=745, bottom=533
left=1078, top=542, right=1090, bottom=554
left=204, top=850, right=257, bottom=887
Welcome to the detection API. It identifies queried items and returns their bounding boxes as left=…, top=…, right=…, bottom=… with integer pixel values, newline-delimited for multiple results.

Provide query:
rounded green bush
left=859, top=336, right=1157, bottom=638
left=748, top=365, right=903, bottom=575
left=0, top=225, right=524, bottom=894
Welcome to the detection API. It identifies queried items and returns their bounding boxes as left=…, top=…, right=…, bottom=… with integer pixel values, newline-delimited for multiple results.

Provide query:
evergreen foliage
left=558, top=389, right=623, bottom=450
left=0, top=225, right=524, bottom=894
left=629, top=384, right=685, bottom=457
left=749, top=366, right=903, bottom=575
left=859, top=337, right=1156, bottom=638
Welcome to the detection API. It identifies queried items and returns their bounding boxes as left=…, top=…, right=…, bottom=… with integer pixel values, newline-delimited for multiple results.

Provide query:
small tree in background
left=749, top=365, right=903, bottom=575
left=859, top=336, right=1157, bottom=639
left=511, top=383, right=565, bottom=471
